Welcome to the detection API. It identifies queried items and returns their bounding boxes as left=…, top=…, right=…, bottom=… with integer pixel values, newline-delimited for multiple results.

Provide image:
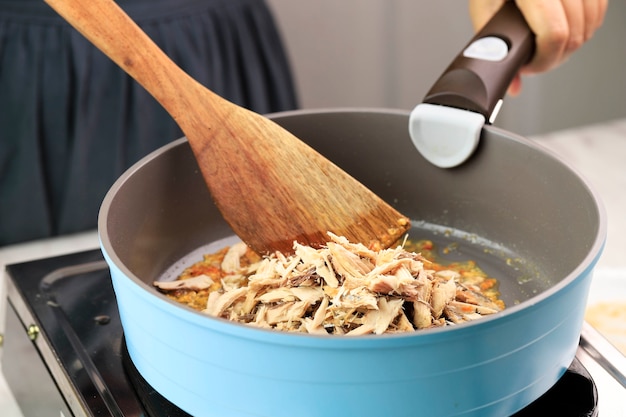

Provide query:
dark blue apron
left=0, top=0, right=298, bottom=245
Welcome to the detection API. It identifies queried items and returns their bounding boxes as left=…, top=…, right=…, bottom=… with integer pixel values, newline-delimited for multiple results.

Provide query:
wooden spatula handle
left=45, top=0, right=411, bottom=255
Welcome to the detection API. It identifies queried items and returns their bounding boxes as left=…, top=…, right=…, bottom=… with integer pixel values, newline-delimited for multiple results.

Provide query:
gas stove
left=2, top=249, right=625, bottom=416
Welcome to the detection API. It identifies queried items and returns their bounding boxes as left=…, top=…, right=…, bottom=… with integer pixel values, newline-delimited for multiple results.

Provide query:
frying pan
left=99, top=109, right=606, bottom=417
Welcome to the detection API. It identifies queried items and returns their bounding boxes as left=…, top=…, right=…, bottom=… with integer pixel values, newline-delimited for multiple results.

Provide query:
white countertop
left=1, top=118, right=626, bottom=416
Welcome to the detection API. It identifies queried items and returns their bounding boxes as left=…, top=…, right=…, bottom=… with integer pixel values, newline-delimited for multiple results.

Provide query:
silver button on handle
left=463, top=36, right=509, bottom=62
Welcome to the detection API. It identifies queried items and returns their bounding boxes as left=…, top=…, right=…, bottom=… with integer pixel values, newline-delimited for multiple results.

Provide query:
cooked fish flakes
left=154, top=233, right=504, bottom=335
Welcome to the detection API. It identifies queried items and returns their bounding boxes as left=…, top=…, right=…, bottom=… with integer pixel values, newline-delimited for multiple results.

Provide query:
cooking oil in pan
left=408, top=221, right=546, bottom=306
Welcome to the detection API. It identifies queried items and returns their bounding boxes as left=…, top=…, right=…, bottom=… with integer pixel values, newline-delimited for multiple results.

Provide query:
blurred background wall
left=267, top=0, right=626, bottom=136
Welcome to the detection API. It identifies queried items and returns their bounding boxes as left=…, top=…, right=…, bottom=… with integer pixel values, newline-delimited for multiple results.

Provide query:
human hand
left=468, top=0, right=608, bottom=95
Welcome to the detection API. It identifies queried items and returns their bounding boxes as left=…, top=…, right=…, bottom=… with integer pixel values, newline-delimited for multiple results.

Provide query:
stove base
left=3, top=302, right=72, bottom=417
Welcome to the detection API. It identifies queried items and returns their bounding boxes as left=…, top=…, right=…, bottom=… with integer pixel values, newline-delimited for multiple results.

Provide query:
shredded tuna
left=154, top=233, right=504, bottom=335
left=153, top=274, right=215, bottom=291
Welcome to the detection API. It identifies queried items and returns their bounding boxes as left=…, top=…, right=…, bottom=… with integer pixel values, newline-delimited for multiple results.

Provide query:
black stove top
left=2, top=250, right=599, bottom=417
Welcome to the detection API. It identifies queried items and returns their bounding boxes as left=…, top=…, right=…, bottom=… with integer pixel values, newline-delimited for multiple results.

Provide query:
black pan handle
left=422, top=1, right=535, bottom=122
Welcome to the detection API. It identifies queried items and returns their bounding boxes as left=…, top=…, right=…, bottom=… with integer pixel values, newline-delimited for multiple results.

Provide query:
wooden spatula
left=45, top=0, right=410, bottom=255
